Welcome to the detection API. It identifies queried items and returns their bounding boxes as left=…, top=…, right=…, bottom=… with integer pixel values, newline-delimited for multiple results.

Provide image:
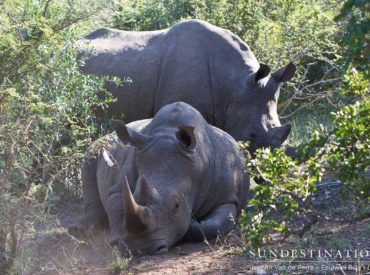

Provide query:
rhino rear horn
left=255, top=64, right=271, bottom=83
left=122, top=177, right=149, bottom=233
left=114, top=120, right=150, bottom=148
left=271, top=62, right=296, bottom=83
left=134, top=176, right=160, bottom=204
left=176, top=126, right=196, bottom=150
left=273, top=124, right=291, bottom=142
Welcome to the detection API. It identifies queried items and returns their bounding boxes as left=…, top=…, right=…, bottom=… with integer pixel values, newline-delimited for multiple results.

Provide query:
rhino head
left=225, top=62, right=296, bottom=154
left=114, top=121, right=198, bottom=254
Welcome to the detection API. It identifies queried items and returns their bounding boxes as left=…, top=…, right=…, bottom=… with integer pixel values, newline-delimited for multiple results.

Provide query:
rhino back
left=79, top=20, right=259, bottom=125
left=154, top=20, right=258, bottom=125
left=79, top=27, right=167, bottom=121
left=79, top=27, right=166, bottom=76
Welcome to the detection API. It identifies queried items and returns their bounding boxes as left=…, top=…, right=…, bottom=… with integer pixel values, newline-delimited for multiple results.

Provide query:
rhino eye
left=170, top=201, right=180, bottom=216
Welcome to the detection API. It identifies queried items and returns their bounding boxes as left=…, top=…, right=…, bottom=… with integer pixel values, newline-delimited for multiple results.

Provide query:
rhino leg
left=105, top=192, right=125, bottom=246
left=68, top=159, right=107, bottom=237
left=181, top=203, right=237, bottom=242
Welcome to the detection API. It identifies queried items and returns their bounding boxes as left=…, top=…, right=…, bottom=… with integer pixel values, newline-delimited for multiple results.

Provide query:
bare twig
left=52, top=10, right=100, bottom=32
left=298, top=213, right=319, bottom=237
left=279, top=59, right=342, bottom=116
left=319, top=211, right=370, bottom=224
left=280, top=96, right=326, bottom=119
left=43, top=0, right=52, bottom=17
left=298, top=77, right=341, bottom=93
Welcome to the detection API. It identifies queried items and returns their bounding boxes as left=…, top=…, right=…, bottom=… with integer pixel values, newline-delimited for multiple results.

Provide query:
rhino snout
left=247, top=124, right=291, bottom=153
left=120, top=237, right=169, bottom=255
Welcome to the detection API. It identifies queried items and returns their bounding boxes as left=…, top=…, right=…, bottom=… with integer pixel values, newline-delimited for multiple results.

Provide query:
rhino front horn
left=273, top=124, right=291, bottom=142
left=122, top=177, right=149, bottom=233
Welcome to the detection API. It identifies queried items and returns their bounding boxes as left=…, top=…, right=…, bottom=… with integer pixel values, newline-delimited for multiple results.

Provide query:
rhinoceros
left=78, top=19, right=295, bottom=152
left=68, top=102, right=249, bottom=254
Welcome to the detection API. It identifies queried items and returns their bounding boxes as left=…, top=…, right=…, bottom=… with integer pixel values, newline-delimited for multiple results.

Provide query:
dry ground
left=15, top=194, right=369, bottom=275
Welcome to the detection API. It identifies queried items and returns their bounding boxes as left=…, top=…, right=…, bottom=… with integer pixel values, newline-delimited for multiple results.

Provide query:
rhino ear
left=255, top=64, right=271, bottom=83
left=114, top=120, right=150, bottom=148
left=176, top=126, right=196, bottom=150
left=271, top=62, right=296, bottom=83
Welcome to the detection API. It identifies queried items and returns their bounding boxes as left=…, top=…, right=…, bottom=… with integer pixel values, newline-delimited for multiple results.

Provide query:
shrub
left=0, top=0, right=114, bottom=271
left=240, top=79, right=369, bottom=249
left=239, top=146, right=319, bottom=249
left=335, top=0, right=370, bottom=77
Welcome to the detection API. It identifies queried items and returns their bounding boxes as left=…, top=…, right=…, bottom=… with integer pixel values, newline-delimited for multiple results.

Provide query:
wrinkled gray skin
left=68, top=102, right=249, bottom=255
left=79, top=19, right=295, bottom=153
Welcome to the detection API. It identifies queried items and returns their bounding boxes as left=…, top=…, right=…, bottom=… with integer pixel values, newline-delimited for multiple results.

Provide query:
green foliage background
left=0, top=0, right=368, bottom=271
left=0, top=1, right=115, bottom=271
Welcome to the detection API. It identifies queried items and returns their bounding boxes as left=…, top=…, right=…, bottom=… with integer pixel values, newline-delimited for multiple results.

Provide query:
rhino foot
left=108, top=234, right=125, bottom=247
left=116, top=239, right=131, bottom=257
left=68, top=207, right=108, bottom=238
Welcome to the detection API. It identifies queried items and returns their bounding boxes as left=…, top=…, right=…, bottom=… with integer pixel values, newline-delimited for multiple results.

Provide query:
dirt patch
left=28, top=221, right=369, bottom=274
left=19, top=191, right=369, bottom=275
left=36, top=229, right=112, bottom=274
left=31, top=225, right=257, bottom=274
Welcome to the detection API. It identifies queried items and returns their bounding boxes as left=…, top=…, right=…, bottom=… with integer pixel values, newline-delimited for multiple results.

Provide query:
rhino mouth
left=122, top=237, right=169, bottom=255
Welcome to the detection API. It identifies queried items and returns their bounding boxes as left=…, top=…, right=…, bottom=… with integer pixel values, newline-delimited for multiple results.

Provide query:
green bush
left=335, top=0, right=370, bottom=77
left=0, top=0, right=114, bottom=271
left=0, top=0, right=368, bottom=268
left=240, top=76, right=369, bottom=249
left=239, top=146, right=319, bottom=249
left=238, top=0, right=369, bottom=250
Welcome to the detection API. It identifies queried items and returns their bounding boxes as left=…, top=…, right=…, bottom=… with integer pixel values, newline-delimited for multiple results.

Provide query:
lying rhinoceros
left=79, top=19, right=295, bottom=152
left=69, top=102, right=249, bottom=254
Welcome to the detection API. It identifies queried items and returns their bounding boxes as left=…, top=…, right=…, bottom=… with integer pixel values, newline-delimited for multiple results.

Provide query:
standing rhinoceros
left=68, top=102, right=249, bottom=254
left=79, top=19, right=295, bottom=152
